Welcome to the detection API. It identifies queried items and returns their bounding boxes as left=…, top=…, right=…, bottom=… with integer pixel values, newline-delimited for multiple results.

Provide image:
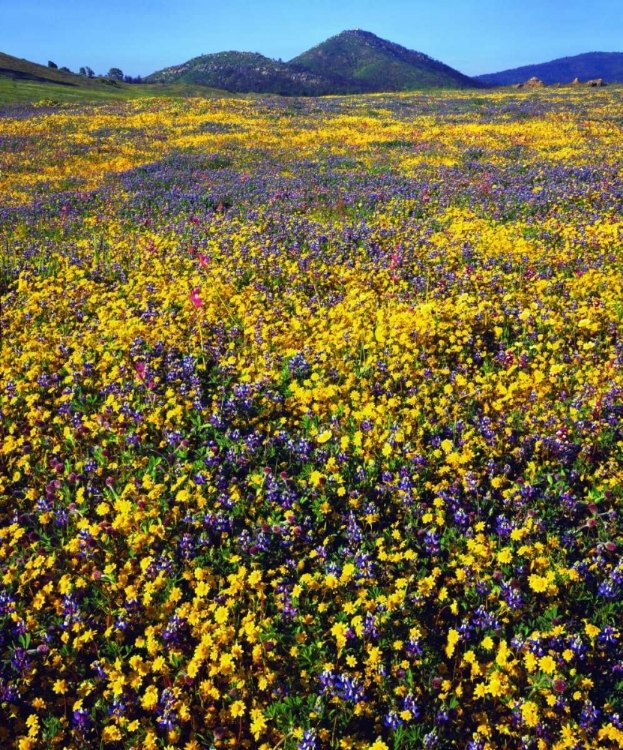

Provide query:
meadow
left=1, top=87, right=622, bottom=750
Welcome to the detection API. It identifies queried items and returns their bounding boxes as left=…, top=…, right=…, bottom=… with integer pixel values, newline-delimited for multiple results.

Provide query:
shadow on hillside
left=0, top=68, right=77, bottom=86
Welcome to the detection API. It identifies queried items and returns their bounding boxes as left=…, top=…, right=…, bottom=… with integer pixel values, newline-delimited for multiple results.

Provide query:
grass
left=0, top=76, right=233, bottom=104
left=0, top=51, right=232, bottom=104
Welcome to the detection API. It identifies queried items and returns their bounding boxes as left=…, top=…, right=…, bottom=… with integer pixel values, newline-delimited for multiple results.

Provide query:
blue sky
left=3, top=0, right=622, bottom=78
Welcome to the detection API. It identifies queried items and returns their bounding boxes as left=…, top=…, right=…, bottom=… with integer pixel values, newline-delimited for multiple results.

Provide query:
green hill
left=145, top=30, right=482, bottom=95
left=0, top=52, right=93, bottom=85
left=0, top=51, right=230, bottom=104
left=290, top=29, right=482, bottom=91
left=2, top=30, right=484, bottom=103
left=144, top=51, right=360, bottom=96
left=476, top=52, right=623, bottom=86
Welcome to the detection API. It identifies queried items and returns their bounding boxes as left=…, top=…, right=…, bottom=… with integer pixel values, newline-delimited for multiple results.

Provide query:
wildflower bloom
left=1, top=86, right=622, bottom=750
left=190, top=288, right=203, bottom=307
left=521, top=701, right=540, bottom=728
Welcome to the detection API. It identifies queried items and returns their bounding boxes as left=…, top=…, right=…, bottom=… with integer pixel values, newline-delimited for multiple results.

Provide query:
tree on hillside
left=106, top=68, right=124, bottom=80
left=60, top=66, right=72, bottom=73
left=79, top=66, right=95, bottom=78
left=48, top=61, right=58, bottom=68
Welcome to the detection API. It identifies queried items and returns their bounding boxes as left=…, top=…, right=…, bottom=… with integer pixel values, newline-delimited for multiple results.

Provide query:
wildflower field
left=1, top=87, right=623, bottom=750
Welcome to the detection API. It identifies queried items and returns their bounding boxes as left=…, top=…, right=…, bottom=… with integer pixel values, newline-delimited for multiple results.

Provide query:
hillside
left=144, top=51, right=358, bottom=96
left=476, top=52, right=623, bottom=86
left=145, top=30, right=482, bottom=95
left=0, top=51, right=119, bottom=88
left=290, top=29, right=482, bottom=91
left=0, top=51, right=230, bottom=104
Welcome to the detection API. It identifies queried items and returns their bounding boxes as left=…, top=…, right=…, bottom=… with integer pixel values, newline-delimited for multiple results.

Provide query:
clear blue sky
left=3, top=0, right=622, bottom=78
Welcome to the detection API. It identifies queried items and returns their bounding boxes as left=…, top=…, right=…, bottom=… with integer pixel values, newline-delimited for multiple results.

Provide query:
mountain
left=144, top=51, right=361, bottom=96
left=145, top=30, right=482, bottom=95
left=476, top=52, right=623, bottom=86
left=290, top=29, right=481, bottom=91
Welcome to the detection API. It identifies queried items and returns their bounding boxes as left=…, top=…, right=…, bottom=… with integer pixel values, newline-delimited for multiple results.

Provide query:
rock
left=586, top=78, right=606, bottom=87
left=571, top=77, right=581, bottom=85
left=524, top=76, right=544, bottom=88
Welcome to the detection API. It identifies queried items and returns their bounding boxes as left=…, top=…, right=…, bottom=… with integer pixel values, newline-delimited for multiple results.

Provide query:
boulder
left=586, top=78, right=606, bottom=87
left=524, top=76, right=544, bottom=88
left=571, top=77, right=581, bottom=85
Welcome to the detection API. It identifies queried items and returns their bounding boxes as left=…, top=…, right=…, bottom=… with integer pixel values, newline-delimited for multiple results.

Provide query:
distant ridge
left=145, top=29, right=483, bottom=95
left=476, top=52, right=623, bottom=86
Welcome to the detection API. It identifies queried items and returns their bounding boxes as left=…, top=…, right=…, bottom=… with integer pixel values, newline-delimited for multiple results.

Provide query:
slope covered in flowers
left=1, top=88, right=623, bottom=750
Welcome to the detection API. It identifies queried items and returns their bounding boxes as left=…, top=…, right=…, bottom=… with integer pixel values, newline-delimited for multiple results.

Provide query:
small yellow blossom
left=538, top=655, right=557, bottom=674
left=52, top=680, right=68, bottom=695
left=521, top=700, right=539, bottom=728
